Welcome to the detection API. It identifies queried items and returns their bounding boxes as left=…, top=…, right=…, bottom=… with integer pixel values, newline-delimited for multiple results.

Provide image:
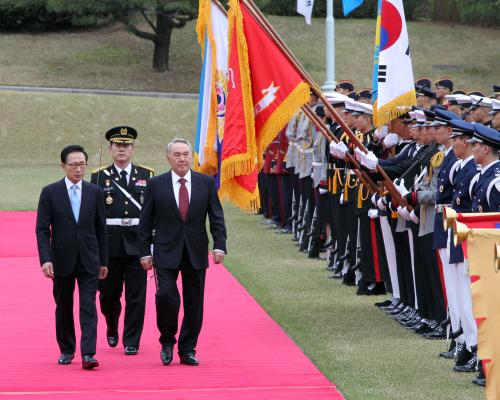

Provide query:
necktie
left=120, top=170, right=128, bottom=187
left=70, top=185, right=80, bottom=222
left=178, top=178, right=189, bottom=221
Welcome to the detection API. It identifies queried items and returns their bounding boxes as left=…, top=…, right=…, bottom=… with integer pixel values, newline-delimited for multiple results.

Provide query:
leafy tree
left=47, top=0, right=199, bottom=72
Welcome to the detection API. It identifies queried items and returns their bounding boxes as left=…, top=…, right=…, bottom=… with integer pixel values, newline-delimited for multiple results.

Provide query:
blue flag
left=342, top=0, right=364, bottom=16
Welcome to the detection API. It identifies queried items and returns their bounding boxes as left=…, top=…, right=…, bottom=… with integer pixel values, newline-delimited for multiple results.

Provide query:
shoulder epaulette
left=92, top=166, right=108, bottom=174
left=137, top=164, right=154, bottom=172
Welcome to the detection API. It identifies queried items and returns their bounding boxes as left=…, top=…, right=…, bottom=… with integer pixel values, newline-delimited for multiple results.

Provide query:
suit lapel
left=58, top=179, right=77, bottom=224
left=185, top=171, right=197, bottom=222
left=165, top=171, right=182, bottom=220
left=129, top=164, right=137, bottom=190
left=79, top=181, right=92, bottom=225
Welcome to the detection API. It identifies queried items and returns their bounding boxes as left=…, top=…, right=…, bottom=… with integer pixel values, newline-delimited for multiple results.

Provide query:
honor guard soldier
left=489, top=99, right=500, bottom=130
left=469, top=123, right=500, bottom=212
left=434, top=77, right=453, bottom=105
left=91, top=126, right=154, bottom=355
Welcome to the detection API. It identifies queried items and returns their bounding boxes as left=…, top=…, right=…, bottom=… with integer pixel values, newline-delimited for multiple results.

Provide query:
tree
left=47, top=0, right=199, bottom=72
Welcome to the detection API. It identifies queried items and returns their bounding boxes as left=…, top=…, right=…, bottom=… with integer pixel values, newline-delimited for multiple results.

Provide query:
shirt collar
left=480, top=160, right=500, bottom=175
left=172, top=169, right=191, bottom=183
left=65, top=177, right=82, bottom=190
left=444, top=146, right=453, bottom=156
left=114, top=163, right=132, bottom=176
left=460, top=155, right=474, bottom=168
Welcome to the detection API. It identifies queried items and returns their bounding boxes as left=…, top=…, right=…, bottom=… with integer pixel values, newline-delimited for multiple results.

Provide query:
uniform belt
left=435, top=204, right=451, bottom=213
left=300, top=148, right=314, bottom=154
left=106, top=218, right=139, bottom=226
left=312, top=161, right=324, bottom=167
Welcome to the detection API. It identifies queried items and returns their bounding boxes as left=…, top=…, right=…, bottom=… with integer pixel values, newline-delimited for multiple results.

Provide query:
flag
left=342, top=0, right=364, bottom=16
left=371, top=0, right=416, bottom=127
left=297, top=0, right=314, bottom=25
left=194, top=0, right=228, bottom=175
left=219, top=0, right=310, bottom=211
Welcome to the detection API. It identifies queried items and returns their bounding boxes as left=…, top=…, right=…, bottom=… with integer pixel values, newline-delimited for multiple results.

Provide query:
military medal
left=106, top=196, right=113, bottom=205
left=456, top=197, right=460, bottom=205
left=105, top=180, right=110, bottom=187
left=439, top=185, right=444, bottom=193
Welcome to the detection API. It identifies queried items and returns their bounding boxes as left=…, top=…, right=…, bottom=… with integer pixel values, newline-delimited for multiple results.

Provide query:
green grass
left=0, top=17, right=498, bottom=93
left=0, top=91, right=484, bottom=399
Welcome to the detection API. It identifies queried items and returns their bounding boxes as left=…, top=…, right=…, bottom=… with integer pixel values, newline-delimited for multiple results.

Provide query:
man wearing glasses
left=36, top=145, right=108, bottom=369
left=91, top=126, right=154, bottom=356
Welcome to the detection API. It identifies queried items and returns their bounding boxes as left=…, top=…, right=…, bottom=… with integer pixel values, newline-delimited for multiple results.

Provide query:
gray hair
left=166, top=138, right=193, bottom=154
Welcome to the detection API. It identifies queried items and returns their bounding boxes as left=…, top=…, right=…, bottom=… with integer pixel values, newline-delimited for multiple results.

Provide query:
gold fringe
left=373, top=89, right=417, bottom=127
left=332, top=171, right=338, bottom=194
left=218, top=177, right=260, bottom=213
left=344, top=171, right=350, bottom=202
left=256, top=82, right=310, bottom=170
left=357, top=183, right=363, bottom=209
left=220, top=0, right=258, bottom=184
left=196, top=0, right=209, bottom=54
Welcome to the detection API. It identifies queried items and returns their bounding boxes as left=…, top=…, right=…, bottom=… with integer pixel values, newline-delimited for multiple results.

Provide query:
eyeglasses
left=65, top=162, right=87, bottom=169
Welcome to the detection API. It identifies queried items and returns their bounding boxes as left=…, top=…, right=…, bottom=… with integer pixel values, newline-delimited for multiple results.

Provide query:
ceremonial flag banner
left=342, top=0, right=364, bottom=16
left=371, top=0, right=416, bottom=126
left=219, top=0, right=310, bottom=211
left=297, top=0, right=315, bottom=25
left=462, top=227, right=500, bottom=399
left=195, top=0, right=228, bottom=175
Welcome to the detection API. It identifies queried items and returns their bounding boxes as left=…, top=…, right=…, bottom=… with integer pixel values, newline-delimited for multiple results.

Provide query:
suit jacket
left=90, top=164, right=154, bottom=257
left=138, top=170, right=227, bottom=270
left=36, top=179, right=108, bottom=277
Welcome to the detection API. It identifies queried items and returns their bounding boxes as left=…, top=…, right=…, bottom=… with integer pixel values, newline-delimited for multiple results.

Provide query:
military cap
left=468, top=123, right=500, bottom=148
left=357, top=89, right=372, bottom=101
left=494, top=84, right=500, bottom=94
left=467, top=91, right=486, bottom=97
left=434, top=77, right=454, bottom=91
left=346, top=91, right=359, bottom=101
left=489, top=99, right=500, bottom=115
left=343, top=99, right=357, bottom=113
left=105, top=126, right=138, bottom=144
left=409, top=109, right=426, bottom=125
left=351, top=101, right=373, bottom=116
left=470, top=94, right=492, bottom=108
left=415, top=78, right=432, bottom=90
left=453, top=90, right=466, bottom=95
left=326, top=92, right=349, bottom=107
left=450, top=119, right=474, bottom=138
left=336, top=80, right=354, bottom=92
left=416, top=86, right=436, bottom=99
left=434, top=108, right=460, bottom=126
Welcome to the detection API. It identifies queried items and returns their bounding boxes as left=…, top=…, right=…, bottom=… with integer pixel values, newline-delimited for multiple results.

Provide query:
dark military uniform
left=90, top=126, right=154, bottom=352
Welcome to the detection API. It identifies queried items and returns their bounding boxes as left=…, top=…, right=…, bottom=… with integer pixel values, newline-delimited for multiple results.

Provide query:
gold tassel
left=332, top=172, right=338, bottom=194
left=391, top=211, right=398, bottom=219
left=344, top=171, right=350, bottom=202
left=357, top=183, right=363, bottom=208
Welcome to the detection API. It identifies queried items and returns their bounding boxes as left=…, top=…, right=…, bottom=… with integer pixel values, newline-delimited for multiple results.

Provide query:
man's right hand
left=41, top=262, right=54, bottom=278
left=140, top=256, right=153, bottom=270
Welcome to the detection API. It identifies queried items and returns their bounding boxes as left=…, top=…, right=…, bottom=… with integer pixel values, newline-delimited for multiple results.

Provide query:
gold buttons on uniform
left=124, top=211, right=128, bottom=216
left=125, top=201, right=128, bottom=205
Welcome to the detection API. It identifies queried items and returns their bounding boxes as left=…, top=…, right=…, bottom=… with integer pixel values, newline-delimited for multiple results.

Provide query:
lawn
left=0, top=16, right=498, bottom=93
left=0, top=91, right=484, bottom=399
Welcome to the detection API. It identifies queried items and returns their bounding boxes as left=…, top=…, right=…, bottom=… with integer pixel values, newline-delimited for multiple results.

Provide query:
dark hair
left=61, top=145, right=88, bottom=163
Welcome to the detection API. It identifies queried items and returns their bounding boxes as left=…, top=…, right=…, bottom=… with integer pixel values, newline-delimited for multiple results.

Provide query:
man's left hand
left=99, top=266, right=108, bottom=280
left=212, top=250, right=225, bottom=264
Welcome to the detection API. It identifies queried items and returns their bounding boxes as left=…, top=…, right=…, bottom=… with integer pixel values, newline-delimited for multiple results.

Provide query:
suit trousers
left=99, top=256, right=147, bottom=348
left=52, top=259, right=99, bottom=356
left=155, top=247, right=206, bottom=355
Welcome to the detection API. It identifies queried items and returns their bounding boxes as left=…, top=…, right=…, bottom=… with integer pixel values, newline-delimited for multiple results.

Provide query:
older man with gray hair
left=138, top=138, right=227, bottom=366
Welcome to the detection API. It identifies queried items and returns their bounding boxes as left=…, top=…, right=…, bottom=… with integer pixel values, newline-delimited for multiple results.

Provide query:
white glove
left=409, top=210, right=420, bottom=223
left=371, top=194, right=377, bottom=206
left=360, top=151, right=378, bottom=170
left=329, top=141, right=337, bottom=157
left=397, top=206, right=411, bottom=221
left=335, top=142, right=348, bottom=160
left=319, top=188, right=328, bottom=195
left=368, top=209, right=379, bottom=219
left=377, top=197, right=387, bottom=211
left=354, top=147, right=363, bottom=162
left=395, top=178, right=409, bottom=197
left=339, top=192, right=344, bottom=205
left=383, top=133, right=400, bottom=149
left=375, top=125, right=389, bottom=140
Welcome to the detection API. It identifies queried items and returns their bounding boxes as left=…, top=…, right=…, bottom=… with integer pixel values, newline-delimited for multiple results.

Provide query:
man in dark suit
left=36, top=145, right=108, bottom=369
left=138, top=138, right=227, bottom=366
left=91, top=126, right=154, bottom=355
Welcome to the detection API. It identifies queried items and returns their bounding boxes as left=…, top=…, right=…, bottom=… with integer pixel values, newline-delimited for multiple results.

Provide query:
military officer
left=91, top=126, right=154, bottom=355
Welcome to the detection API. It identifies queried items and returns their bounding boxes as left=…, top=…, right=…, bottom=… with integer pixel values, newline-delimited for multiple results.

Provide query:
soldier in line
left=91, top=126, right=154, bottom=356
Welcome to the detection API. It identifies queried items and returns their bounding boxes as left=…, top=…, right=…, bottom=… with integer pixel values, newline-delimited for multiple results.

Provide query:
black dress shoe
left=124, top=346, right=138, bottom=355
left=107, top=332, right=119, bottom=348
left=439, top=339, right=456, bottom=359
left=423, top=325, right=446, bottom=340
left=58, top=353, right=74, bottom=365
left=160, top=345, right=173, bottom=365
left=180, top=353, right=199, bottom=366
left=454, top=353, right=478, bottom=372
left=82, top=355, right=99, bottom=370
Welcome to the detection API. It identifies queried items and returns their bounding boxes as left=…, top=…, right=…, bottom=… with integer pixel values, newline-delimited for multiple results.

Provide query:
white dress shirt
left=171, top=169, right=192, bottom=207
left=65, top=177, right=82, bottom=201
left=114, top=163, right=132, bottom=185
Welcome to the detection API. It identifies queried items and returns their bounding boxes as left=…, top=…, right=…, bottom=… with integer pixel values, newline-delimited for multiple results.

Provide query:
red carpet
left=0, top=212, right=344, bottom=400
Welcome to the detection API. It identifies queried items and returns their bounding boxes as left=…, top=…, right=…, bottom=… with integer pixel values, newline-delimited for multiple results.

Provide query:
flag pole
left=322, top=0, right=336, bottom=92
left=302, top=104, right=379, bottom=194
left=241, top=0, right=406, bottom=206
